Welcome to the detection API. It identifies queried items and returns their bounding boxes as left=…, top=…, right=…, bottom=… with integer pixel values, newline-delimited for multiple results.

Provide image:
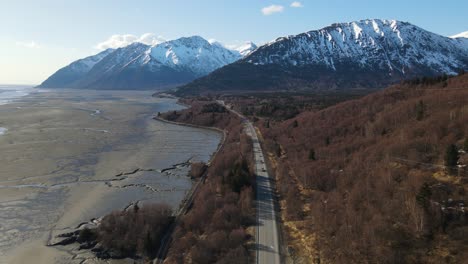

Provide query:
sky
left=1, top=0, right=467, bottom=84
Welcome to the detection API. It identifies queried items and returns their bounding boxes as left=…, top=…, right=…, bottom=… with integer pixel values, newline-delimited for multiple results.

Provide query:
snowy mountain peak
left=41, top=19, right=467, bottom=92
left=234, top=42, right=258, bottom=56
left=149, top=36, right=241, bottom=76
left=208, top=40, right=257, bottom=56
left=246, top=19, right=467, bottom=75
left=174, top=19, right=468, bottom=95
left=451, top=31, right=468, bottom=39
left=39, top=35, right=247, bottom=89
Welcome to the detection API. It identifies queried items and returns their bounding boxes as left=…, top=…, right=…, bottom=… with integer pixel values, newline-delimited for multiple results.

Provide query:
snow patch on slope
left=233, top=42, right=258, bottom=56
left=246, top=19, right=468, bottom=75
left=69, top=49, right=114, bottom=73
left=149, top=36, right=242, bottom=76
left=450, top=31, right=468, bottom=39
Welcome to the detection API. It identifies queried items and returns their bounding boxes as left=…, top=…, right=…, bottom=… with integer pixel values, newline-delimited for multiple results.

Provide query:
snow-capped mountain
left=451, top=31, right=468, bottom=39
left=233, top=42, right=258, bottom=56
left=175, top=19, right=468, bottom=95
left=247, top=19, right=467, bottom=74
left=40, top=49, right=113, bottom=88
left=39, top=36, right=251, bottom=90
left=150, top=36, right=241, bottom=76
left=451, top=31, right=468, bottom=51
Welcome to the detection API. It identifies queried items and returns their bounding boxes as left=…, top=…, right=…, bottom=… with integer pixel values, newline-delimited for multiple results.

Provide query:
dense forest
left=239, top=73, right=468, bottom=263
left=223, top=91, right=369, bottom=121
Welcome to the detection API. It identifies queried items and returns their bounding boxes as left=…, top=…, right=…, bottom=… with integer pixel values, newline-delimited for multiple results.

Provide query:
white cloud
left=224, top=41, right=252, bottom=49
left=261, top=5, right=284, bottom=15
left=208, top=39, right=239, bottom=50
left=138, top=33, right=166, bottom=46
left=208, top=38, right=224, bottom=46
left=95, top=33, right=166, bottom=50
left=291, top=1, right=303, bottom=8
left=16, top=41, right=40, bottom=48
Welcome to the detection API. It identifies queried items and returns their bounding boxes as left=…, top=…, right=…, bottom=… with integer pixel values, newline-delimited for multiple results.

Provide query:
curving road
left=217, top=100, right=281, bottom=264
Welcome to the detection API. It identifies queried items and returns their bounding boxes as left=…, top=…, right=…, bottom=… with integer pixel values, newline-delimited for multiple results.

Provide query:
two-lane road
left=217, top=100, right=281, bottom=264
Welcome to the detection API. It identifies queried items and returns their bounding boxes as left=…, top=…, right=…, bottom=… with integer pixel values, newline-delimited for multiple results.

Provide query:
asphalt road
left=218, top=101, right=281, bottom=264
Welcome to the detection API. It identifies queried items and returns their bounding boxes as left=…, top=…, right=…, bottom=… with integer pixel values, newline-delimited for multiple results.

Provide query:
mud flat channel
left=0, top=89, right=221, bottom=264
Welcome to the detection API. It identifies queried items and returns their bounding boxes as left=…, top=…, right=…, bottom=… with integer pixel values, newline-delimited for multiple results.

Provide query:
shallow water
left=0, top=85, right=37, bottom=105
left=0, top=89, right=221, bottom=263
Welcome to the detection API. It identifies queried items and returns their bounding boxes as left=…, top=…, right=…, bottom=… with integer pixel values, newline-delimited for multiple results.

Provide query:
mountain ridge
left=38, top=36, right=256, bottom=90
left=173, top=19, right=468, bottom=95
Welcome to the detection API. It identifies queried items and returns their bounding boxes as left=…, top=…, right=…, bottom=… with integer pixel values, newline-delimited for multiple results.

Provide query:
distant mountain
left=150, top=36, right=242, bottom=77
left=38, top=36, right=254, bottom=90
left=40, top=49, right=114, bottom=88
left=174, top=19, right=468, bottom=95
left=233, top=42, right=258, bottom=56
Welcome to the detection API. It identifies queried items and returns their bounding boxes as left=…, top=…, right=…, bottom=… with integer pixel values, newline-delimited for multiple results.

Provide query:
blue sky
left=1, top=0, right=467, bottom=84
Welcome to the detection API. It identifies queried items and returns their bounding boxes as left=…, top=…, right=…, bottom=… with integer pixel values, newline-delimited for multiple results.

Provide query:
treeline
left=402, top=71, right=465, bottom=87
left=160, top=100, right=255, bottom=263
left=249, top=74, right=468, bottom=263
left=76, top=203, right=173, bottom=260
left=222, top=91, right=367, bottom=121
left=403, top=74, right=450, bottom=86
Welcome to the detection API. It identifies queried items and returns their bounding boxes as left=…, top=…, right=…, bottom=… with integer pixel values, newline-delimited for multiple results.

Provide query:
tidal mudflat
left=0, top=89, right=221, bottom=263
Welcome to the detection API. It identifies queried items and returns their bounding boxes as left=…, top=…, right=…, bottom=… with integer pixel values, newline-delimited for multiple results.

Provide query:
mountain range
left=174, top=19, right=468, bottom=95
left=39, top=19, right=468, bottom=93
left=38, top=37, right=257, bottom=90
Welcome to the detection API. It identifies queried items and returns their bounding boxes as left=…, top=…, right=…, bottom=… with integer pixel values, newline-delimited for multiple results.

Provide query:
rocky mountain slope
left=39, top=49, right=114, bottom=88
left=39, top=36, right=254, bottom=90
left=174, top=19, right=468, bottom=95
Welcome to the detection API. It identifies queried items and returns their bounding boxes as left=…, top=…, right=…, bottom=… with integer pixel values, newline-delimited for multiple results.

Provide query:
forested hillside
left=251, top=73, right=468, bottom=263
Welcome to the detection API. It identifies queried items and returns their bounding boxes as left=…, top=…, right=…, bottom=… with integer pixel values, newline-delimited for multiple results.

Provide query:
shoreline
left=42, top=110, right=229, bottom=264
left=153, top=104, right=230, bottom=263
left=153, top=115, right=226, bottom=166
left=0, top=91, right=222, bottom=264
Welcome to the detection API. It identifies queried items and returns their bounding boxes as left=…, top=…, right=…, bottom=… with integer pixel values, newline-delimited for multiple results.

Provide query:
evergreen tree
left=293, top=120, right=298, bottom=128
left=309, top=149, right=316, bottom=161
left=445, top=144, right=459, bottom=174
left=143, top=231, right=155, bottom=257
left=416, top=183, right=432, bottom=210
left=228, top=159, right=251, bottom=192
